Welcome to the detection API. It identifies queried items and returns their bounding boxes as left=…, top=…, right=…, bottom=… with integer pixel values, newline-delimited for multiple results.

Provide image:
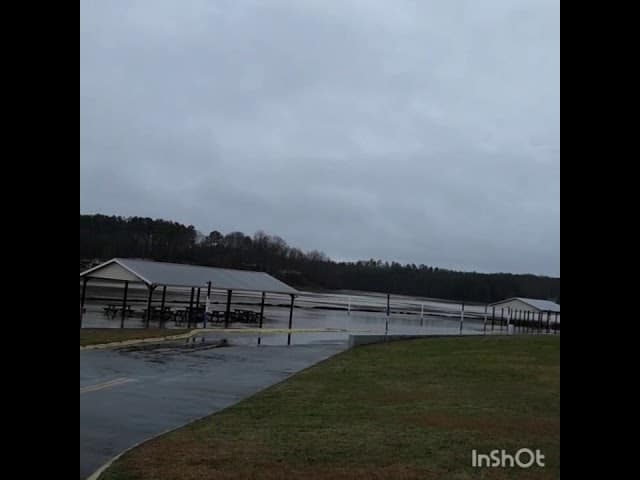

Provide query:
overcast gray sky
left=80, top=0, right=559, bottom=276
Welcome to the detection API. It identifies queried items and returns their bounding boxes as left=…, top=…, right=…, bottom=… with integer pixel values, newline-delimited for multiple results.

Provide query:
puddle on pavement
left=116, top=336, right=228, bottom=357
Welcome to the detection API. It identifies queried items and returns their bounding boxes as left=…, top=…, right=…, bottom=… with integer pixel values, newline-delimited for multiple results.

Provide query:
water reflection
left=81, top=285, right=557, bottom=343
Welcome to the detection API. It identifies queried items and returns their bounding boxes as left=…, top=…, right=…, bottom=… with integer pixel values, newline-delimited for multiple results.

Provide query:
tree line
left=80, top=214, right=560, bottom=304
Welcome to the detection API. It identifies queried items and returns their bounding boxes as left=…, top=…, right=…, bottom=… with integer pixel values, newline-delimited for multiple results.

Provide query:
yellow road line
left=80, top=377, right=134, bottom=395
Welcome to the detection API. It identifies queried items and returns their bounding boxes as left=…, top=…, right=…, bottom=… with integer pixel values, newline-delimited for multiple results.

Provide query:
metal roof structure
left=79, top=258, right=299, bottom=295
left=490, top=297, right=560, bottom=312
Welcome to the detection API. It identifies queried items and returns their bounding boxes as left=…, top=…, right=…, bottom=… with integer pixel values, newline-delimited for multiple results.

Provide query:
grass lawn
left=100, top=335, right=559, bottom=480
left=80, top=328, right=191, bottom=347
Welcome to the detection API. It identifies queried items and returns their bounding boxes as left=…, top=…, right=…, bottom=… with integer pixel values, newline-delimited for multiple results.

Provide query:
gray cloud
left=81, top=0, right=560, bottom=276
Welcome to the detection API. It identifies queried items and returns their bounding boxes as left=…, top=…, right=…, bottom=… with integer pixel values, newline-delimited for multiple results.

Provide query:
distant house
left=490, top=297, right=560, bottom=314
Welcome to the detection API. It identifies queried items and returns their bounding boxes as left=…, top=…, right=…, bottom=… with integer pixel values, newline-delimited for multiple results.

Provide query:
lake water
left=80, top=281, right=550, bottom=341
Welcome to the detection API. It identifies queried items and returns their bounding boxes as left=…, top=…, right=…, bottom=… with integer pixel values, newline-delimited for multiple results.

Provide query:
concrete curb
left=80, top=329, right=536, bottom=351
left=80, top=330, right=199, bottom=350
left=80, top=327, right=370, bottom=351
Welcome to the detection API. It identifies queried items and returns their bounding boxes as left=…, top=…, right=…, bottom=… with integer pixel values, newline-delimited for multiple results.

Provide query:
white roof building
left=490, top=297, right=560, bottom=313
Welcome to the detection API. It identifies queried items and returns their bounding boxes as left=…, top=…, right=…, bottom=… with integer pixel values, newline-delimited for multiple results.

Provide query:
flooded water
left=80, top=281, right=558, bottom=343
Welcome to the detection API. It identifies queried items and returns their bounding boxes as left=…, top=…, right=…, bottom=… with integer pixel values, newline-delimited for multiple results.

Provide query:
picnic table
left=169, top=308, right=260, bottom=326
left=235, top=309, right=259, bottom=323
left=103, top=304, right=134, bottom=318
left=206, top=311, right=224, bottom=323
left=172, top=308, right=189, bottom=325
left=173, top=306, right=206, bottom=326
left=141, top=306, right=173, bottom=323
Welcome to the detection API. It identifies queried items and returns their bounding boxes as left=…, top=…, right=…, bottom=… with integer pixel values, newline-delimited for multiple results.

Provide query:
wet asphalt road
left=80, top=332, right=348, bottom=479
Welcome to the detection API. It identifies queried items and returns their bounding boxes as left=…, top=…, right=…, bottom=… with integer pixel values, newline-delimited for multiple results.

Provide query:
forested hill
left=80, top=214, right=559, bottom=304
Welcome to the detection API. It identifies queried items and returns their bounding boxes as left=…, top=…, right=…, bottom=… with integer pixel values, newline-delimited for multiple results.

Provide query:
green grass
left=100, top=336, right=559, bottom=480
left=80, top=328, right=190, bottom=346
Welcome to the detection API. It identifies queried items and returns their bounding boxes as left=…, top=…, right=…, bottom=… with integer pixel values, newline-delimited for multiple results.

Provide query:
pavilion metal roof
left=79, top=258, right=299, bottom=295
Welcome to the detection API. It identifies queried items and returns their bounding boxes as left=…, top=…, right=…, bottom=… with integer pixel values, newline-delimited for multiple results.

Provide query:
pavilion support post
left=258, top=292, right=266, bottom=346
left=80, top=277, right=88, bottom=328
left=160, top=285, right=167, bottom=310
left=529, top=311, right=534, bottom=333
left=204, top=282, right=211, bottom=327
left=120, top=281, right=129, bottom=329
left=512, top=310, right=515, bottom=332
left=160, top=285, right=167, bottom=327
left=287, top=294, right=295, bottom=346
left=385, top=294, right=390, bottom=336
left=224, top=290, right=232, bottom=328
left=491, top=306, right=495, bottom=332
left=259, top=292, right=266, bottom=329
left=546, top=311, right=551, bottom=333
left=538, top=311, right=543, bottom=332
left=195, top=287, right=201, bottom=327
left=530, top=311, right=534, bottom=333
left=188, top=287, right=195, bottom=328
left=145, top=285, right=155, bottom=328
left=532, top=312, right=536, bottom=332
left=519, top=311, right=523, bottom=333
left=483, top=304, right=488, bottom=334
